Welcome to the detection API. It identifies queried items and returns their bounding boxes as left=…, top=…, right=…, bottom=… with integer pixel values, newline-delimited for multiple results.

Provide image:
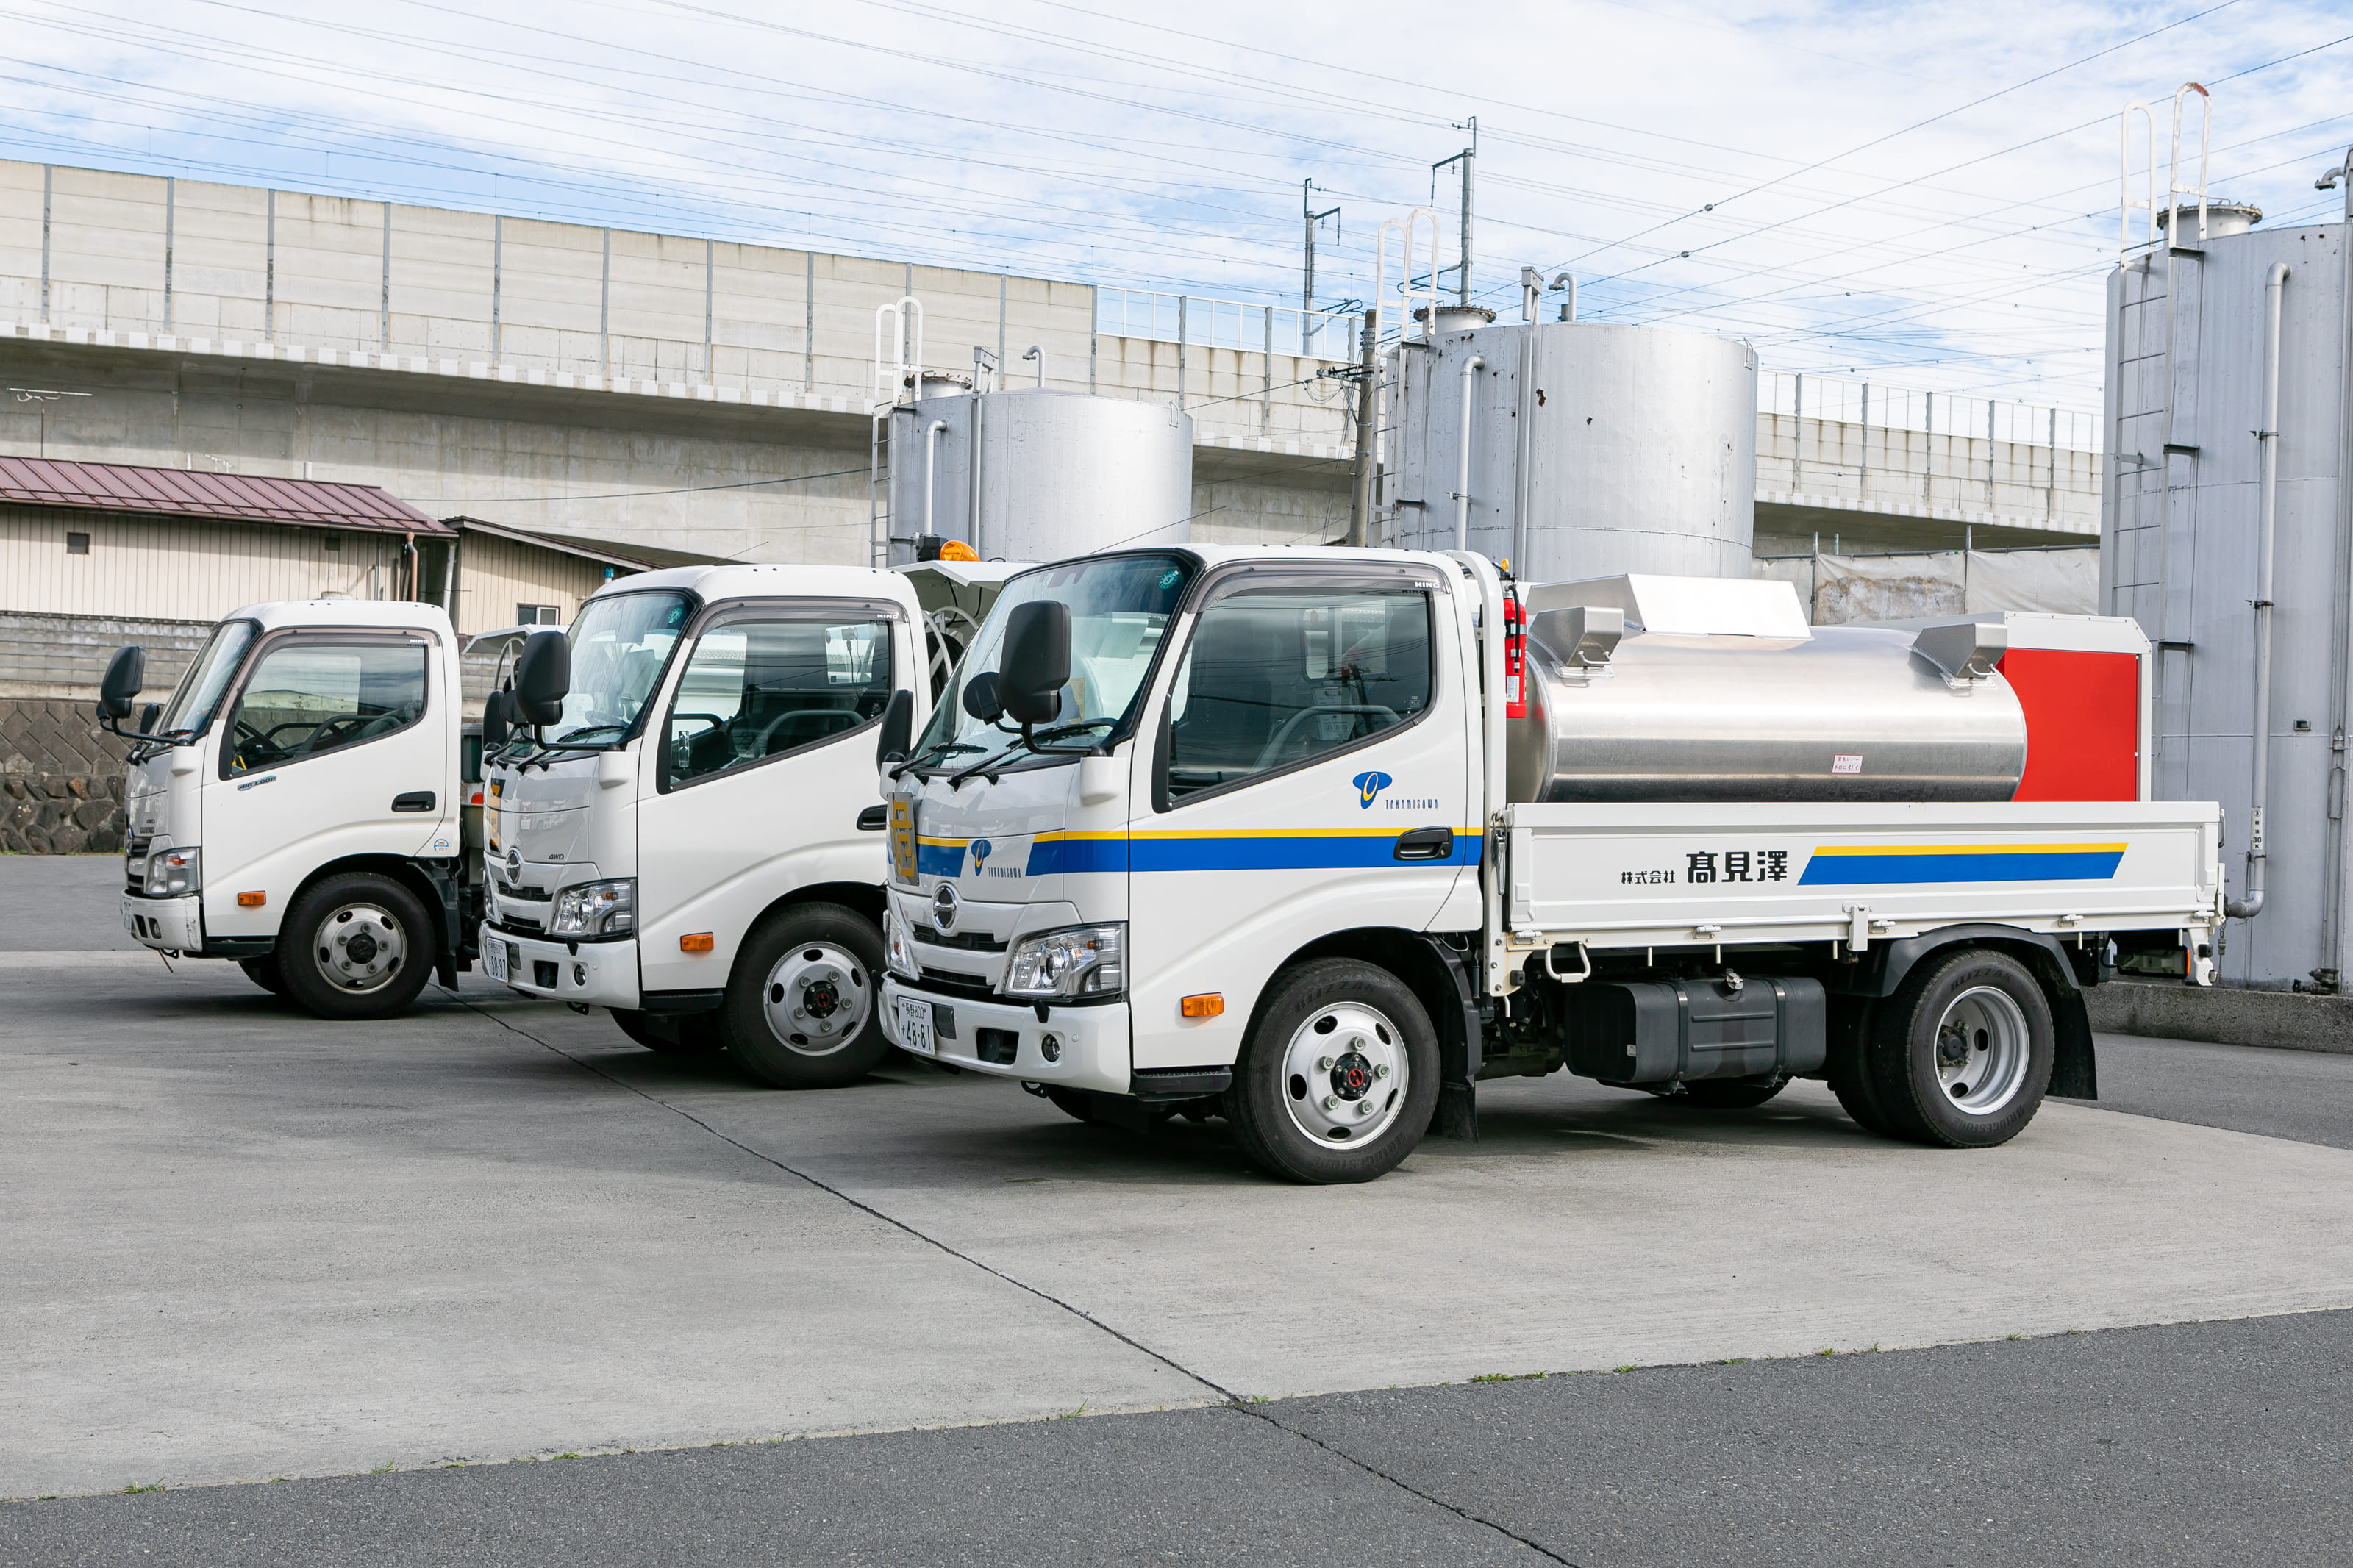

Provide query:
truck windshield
left=912, top=552, right=1195, bottom=766
left=157, top=619, right=257, bottom=737
left=556, top=591, right=692, bottom=744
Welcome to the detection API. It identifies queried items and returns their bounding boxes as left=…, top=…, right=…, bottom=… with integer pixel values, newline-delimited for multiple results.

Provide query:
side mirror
left=875, top=688, right=914, bottom=767
left=960, top=670, right=1002, bottom=723
left=138, top=702, right=161, bottom=734
left=97, top=645, right=145, bottom=720
left=512, top=631, right=570, bottom=728
left=998, top=601, right=1071, bottom=727
left=481, top=689, right=512, bottom=748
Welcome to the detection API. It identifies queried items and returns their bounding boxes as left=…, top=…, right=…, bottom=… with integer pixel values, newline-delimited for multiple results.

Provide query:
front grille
left=498, top=878, right=551, bottom=902
left=124, top=836, right=153, bottom=895
left=923, top=929, right=1008, bottom=953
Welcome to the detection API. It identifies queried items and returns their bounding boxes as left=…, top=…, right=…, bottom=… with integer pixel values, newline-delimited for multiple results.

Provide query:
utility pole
left=1302, top=180, right=1340, bottom=314
left=1432, top=119, right=1477, bottom=307
left=1346, top=309, right=1379, bottom=547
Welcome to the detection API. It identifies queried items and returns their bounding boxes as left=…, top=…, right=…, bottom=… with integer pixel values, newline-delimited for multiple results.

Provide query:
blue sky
left=4, top=0, right=2351, bottom=409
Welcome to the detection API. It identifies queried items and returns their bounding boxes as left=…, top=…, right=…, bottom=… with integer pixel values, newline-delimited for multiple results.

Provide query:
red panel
left=1999, top=648, right=2140, bottom=801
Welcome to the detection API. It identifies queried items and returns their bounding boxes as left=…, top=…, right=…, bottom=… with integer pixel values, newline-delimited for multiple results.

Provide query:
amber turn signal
left=237, top=891, right=266, bottom=907
left=1180, top=992, right=1224, bottom=1018
left=680, top=932, right=715, bottom=953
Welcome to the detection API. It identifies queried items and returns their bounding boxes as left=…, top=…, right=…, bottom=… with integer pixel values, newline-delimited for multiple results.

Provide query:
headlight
left=549, top=878, right=635, bottom=938
left=1002, top=923, right=1125, bottom=1000
left=146, top=846, right=201, bottom=896
left=883, top=907, right=921, bottom=980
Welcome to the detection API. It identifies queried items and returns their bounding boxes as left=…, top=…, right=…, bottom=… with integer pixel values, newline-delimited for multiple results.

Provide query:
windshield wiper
left=888, top=740, right=984, bottom=781
left=1024, top=718, right=1116, bottom=748
left=552, top=723, right=626, bottom=744
left=947, top=740, right=1028, bottom=790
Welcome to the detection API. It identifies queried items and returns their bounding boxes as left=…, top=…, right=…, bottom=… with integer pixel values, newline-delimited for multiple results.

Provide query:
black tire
left=1223, top=958, right=1439, bottom=1184
left=1669, top=1075, right=1789, bottom=1109
left=1865, top=947, right=2054, bottom=1148
left=239, top=953, right=290, bottom=997
left=276, top=871, right=435, bottom=1021
left=719, top=902, right=890, bottom=1089
left=610, top=1008, right=725, bottom=1057
left=1045, top=1086, right=1101, bottom=1124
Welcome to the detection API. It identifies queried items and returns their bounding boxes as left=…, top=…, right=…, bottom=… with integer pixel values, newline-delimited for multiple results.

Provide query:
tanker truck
left=874, top=548, right=2221, bottom=1184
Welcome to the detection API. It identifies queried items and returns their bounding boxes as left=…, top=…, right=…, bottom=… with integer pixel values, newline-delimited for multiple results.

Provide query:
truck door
left=202, top=629, right=447, bottom=939
left=636, top=601, right=901, bottom=997
left=1126, top=565, right=1473, bottom=1071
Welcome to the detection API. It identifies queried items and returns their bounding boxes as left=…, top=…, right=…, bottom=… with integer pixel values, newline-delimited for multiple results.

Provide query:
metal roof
left=443, top=516, right=732, bottom=570
left=0, top=457, right=446, bottom=534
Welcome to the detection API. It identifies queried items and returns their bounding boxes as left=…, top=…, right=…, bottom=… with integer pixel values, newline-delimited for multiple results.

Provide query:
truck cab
left=480, top=563, right=938, bottom=1087
left=879, top=546, right=2224, bottom=1184
left=110, top=598, right=480, bottom=1017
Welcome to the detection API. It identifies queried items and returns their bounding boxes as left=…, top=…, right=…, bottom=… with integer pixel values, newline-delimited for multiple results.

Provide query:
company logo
left=1352, top=771, right=1393, bottom=809
left=507, top=846, right=522, bottom=874
left=932, top=882, right=960, bottom=931
left=970, top=838, right=992, bottom=873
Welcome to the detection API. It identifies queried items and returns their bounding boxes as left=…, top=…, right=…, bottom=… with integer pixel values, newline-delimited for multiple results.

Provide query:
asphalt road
left=7, top=855, right=2351, bottom=1564
left=8, top=1309, right=2348, bottom=1567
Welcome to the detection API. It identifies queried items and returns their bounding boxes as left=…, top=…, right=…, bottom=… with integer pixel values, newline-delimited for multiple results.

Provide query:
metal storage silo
left=2102, top=165, right=2353, bottom=989
left=885, top=390, right=1192, bottom=566
left=1383, top=317, right=1757, bottom=580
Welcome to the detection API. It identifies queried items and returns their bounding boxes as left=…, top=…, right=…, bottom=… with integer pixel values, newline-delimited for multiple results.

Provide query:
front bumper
left=122, top=894, right=202, bottom=953
left=481, top=923, right=640, bottom=1009
left=880, top=976, right=1130, bottom=1095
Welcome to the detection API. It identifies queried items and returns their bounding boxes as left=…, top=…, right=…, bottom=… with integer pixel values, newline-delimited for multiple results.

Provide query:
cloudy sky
left=3, top=0, right=2350, bottom=410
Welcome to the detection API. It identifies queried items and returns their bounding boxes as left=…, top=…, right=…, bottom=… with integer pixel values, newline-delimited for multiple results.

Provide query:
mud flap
left=2050, top=988, right=2099, bottom=1100
left=1417, top=936, right=1482, bottom=1142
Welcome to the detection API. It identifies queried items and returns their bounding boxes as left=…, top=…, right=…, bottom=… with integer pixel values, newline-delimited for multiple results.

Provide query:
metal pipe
left=924, top=418, right=949, bottom=540
left=1453, top=354, right=1485, bottom=550
left=2227, top=259, right=2290, bottom=920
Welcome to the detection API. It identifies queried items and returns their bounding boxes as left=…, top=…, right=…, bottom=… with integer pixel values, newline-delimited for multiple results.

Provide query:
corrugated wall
left=0, top=503, right=397, bottom=620
left=450, top=531, right=610, bottom=636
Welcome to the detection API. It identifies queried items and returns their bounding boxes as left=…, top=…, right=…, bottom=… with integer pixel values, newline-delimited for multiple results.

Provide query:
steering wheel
left=1252, top=704, right=1401, bottom=771
left=232, top=719, right=285, bottom=769
left=301, top=713, right=376, bottom=753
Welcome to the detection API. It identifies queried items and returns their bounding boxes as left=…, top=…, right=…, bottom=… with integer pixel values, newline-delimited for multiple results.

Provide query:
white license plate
left=896, top=995, right=936, bottom=1056
left=483, top=940, right=509, bottom=981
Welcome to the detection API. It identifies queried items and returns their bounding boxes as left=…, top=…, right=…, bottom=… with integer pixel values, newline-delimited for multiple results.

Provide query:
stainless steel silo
left=2102, top=193, right=2353, bottom=989
left=1384, top=320, right=1757, bottom=580
left=885, top=390, right=1193, bottom=565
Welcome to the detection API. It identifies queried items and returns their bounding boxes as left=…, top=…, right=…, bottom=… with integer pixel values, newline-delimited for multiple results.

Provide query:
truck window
left=157, top=618, right=257, bottom=739
left=663, top=616, right=893, bottom=789
left=224, top=640, right=429, bottom=774
left=1165, top=585, right=1432, bottom=801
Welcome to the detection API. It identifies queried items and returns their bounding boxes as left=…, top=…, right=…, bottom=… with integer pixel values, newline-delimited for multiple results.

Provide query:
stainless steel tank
left=1504, top=576, right=2027, bottom=803
left=887, top=390, right=1192, bottom=565
left=1385, top=319, right=1757, bottom=579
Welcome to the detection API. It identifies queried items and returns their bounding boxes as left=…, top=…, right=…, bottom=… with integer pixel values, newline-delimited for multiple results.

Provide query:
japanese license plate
left=896, top=995, right=936, bottom=1055
left=483, top=939, right=510, bottom=981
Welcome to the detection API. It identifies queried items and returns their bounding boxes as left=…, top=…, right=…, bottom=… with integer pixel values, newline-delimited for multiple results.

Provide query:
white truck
left=102, top=598, right=487, bottom=1017
left=479, top=562, right=985, bottom=1088
left=874, top=548, right=2221, bottom=1184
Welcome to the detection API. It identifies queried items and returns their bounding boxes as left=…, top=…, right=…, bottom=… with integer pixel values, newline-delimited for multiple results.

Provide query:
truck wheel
left=721, top=903, right=889, bottom=1089
left=1224, top=959, right=1439, bottom=1184
left=610, top=1008, right=724, bottom=1057
left=239, top=953, right=290, bottom=997
left=1669, top=1075, right=1788, bottom=1109
left=1866, top=947, right=2054, bottom=1148
left=276, top=872, right=434, bottom=1020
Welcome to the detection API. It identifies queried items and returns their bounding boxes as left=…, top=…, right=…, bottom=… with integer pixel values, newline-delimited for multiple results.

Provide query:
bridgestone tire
left=277, top=872, right=435, bottom=1021
left=611, top=1008, right=724, bottom=1057
left=1866, top=947, right=2054, bottom=1149
left=1224, top=958, right=1439, bottom=1185
left=720, top=903, right=890, bottom=1089
left=1670, top=1075, right=1788, bottom=1110
left=239, top=953, right=290, bottom=997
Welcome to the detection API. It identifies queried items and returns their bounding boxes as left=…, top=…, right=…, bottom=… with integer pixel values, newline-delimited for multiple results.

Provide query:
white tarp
left=1754, top=549, right=2099, bottom=625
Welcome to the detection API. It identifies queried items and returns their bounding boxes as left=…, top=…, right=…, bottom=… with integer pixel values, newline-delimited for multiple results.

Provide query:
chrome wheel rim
left=763, top=942, right=868, bottom=1056
left=1934, top=985, right=2031, bottom=1116
left=1280, top=1000, right=1409, bottom=1149
left=315, top=902, right=405, bottom=992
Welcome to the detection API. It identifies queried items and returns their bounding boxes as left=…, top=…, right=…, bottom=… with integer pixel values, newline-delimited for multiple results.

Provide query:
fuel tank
left=1504, top=576, right=2027, bottom=803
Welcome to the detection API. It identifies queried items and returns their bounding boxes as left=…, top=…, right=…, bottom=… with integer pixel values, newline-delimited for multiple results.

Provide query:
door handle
left=857, top=805, right=888, bottom=831
left=392, top=791, right=437, bottom=813
left=1393, top=826, right=1454, bottom=862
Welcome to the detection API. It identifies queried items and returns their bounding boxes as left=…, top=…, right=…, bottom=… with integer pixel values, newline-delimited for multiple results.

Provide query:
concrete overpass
left=0, top=160, right=2099, bottom=566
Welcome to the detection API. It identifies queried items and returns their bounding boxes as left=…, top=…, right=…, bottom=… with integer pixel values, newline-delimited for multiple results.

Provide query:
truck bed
left=1499, top=801, right=2221, bottom=959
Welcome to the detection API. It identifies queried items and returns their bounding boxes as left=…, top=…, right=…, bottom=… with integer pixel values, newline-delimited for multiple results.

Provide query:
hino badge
left=876, top=548, right=2221, bottom=1184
